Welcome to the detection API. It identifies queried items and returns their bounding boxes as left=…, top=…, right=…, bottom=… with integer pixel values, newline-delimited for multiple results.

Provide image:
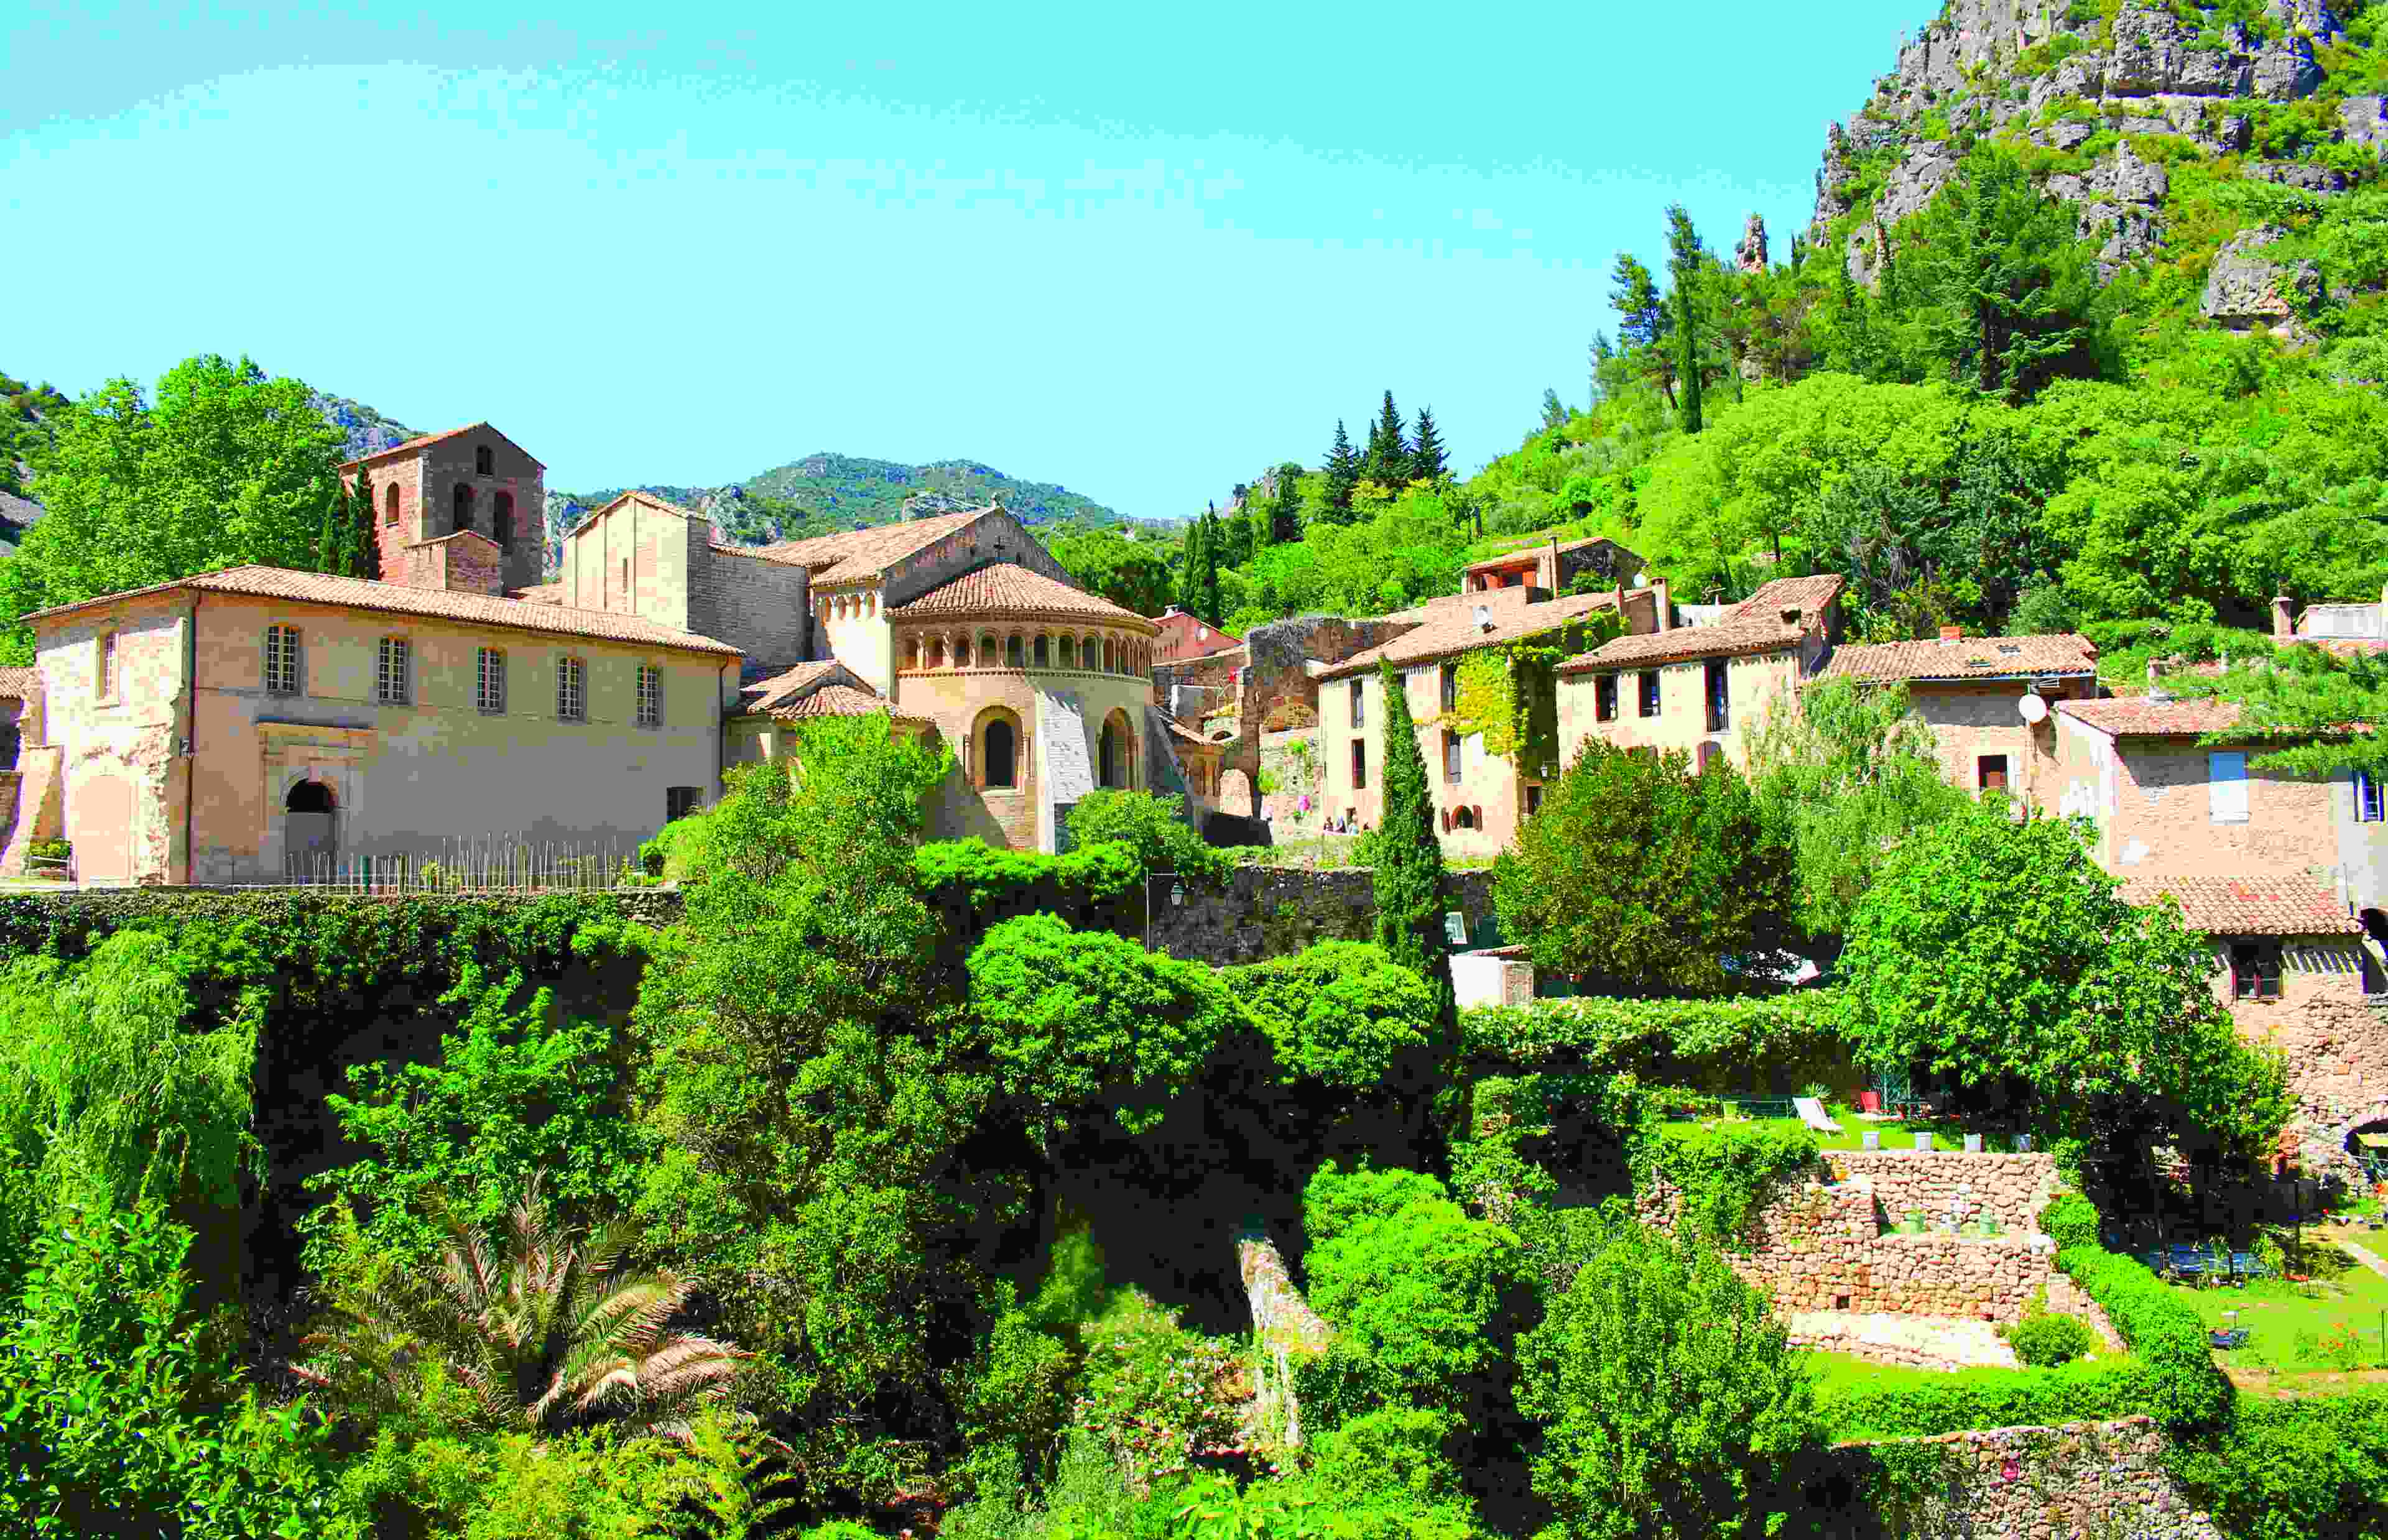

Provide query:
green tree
left=348, top=461, right=384, bottom=579
left=1411, top=407, right=1449, bottom=483
left=1178, top=512, right=1210, bottom=614
left=1744, top=679, right=1971, bottom=939
left=1515, top=1219, right=1821, bottom=1540
left=1492, top=740, right=1794, bottom=995
left=2180, top=645, right=2388, bottom=778
left=1837, top=808, right=2291, bottom=1155
left=1664, top=206, right=1706, bottom=435
left=1372, top=658, right=1456, bottom=1030
left=1912, top=145, right=2110, bottom=403
left=1368, top=392, right=1411, bottom=487
left=1324, top=420, right=1362, bottom=522
left=1049, top=527, right=1173, bottom=615
left=0, top=354, right=350, bottom=661
left=1267, top=461, right=1305, bottom=546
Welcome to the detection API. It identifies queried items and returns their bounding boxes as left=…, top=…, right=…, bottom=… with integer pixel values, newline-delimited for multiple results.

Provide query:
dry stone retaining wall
left=1834, top=1416, right=2218, bottom=1540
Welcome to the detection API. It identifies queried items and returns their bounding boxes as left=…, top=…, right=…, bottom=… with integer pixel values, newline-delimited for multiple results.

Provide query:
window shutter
left=2209, top=752, right=2249, bottom=824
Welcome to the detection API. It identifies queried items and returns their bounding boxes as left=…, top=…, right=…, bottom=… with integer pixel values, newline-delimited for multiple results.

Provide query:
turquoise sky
left=4, top=1, right=1926, bottom=520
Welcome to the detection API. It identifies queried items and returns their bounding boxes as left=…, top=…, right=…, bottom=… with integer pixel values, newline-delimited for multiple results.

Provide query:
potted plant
left=1902, top=1209, right=1925, bottom=1234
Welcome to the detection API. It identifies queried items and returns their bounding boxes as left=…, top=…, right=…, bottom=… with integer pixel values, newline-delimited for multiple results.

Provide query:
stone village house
left=0, top=424, right=1190, bottom=882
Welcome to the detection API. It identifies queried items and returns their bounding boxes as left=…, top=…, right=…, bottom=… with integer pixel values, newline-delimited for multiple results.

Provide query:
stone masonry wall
left=1828, top=1417, right=2218, bottom=1540
left=1145, top=867, right=1495, bottom=966
left=1833, top=1150, right=2061, bottom=1235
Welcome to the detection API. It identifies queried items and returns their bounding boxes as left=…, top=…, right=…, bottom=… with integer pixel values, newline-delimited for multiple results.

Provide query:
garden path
left=1783, top=1309, right=2019, bottom=1370
left=2339, top=1236, right=2388, bottom=1282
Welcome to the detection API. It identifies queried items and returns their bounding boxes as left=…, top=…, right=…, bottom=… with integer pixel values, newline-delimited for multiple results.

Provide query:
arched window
left=1006, top=634, right=1025, bottom=668
left=1454, top=806, right=1477, bottom=831
left=452, top=483, right=474, bottom=533
left=983, top=716, right=1018, bottom=788
left=474, top=445, right=494, bottom=476
left=907, top=636, right=923, bottom=670
left=493, top=491, right=514, bottom=550
left=1099, top=637, right=1113, bottom=672
left=1098, top=709, right=1134, bottom=790
left=980, top=632, right=999, bottom=664
left=1058, top=635, right=1076, bottom=669
left=953, top=636, right=971, bottom=667
left=1034, top=634, right=1050, bottom=668
left=927, top=635, right=946, bottom=668
left=384, top=484, right=399, bottom=525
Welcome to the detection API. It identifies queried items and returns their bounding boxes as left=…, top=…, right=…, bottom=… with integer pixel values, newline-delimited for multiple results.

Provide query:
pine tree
left=1325, top=421, right=1360, bottom=517
left=1610, top=251, right=1678, bottom=409
left=1410, top=407, right=1448, bottom=482
left=1665, top=205, right=1707, bottom=435
left=1368, top=392, right=1409, bottom=487
left=1269, top=462, right=1305, bottom=545
left=1372, top=658, right=1456, bottom=1032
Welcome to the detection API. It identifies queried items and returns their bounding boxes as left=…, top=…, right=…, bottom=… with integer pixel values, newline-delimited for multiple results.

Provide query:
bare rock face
left=1734, top=213, right=1770, bottom=275
left=2203, top=225, right=2325, bottom=334
left=1813, top=0, right=2369, bottom=285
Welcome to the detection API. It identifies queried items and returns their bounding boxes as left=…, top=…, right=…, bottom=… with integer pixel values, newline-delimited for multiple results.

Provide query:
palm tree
left=296, top=1176, right=749, bottom=1439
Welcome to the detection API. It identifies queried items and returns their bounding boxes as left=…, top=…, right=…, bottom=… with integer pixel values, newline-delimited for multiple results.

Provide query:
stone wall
left=1145, top=867, right=1495, bottom=966
left=1642, top=1152, right=2066, bottom=1323
left=1830, top=1417, right=2218, bottom=1540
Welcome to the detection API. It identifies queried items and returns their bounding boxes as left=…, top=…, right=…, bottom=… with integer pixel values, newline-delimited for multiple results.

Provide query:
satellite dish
left=2017, top=693, right=2049, bottom=725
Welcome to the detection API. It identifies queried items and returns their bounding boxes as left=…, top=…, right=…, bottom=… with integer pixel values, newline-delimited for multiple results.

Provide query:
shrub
left=1298, top=1164, right=1535, bottom=1424
left=2007, top=1310, right=2098, bottom=1368
left=2057, top=1243, right=2233, bottom=1434
left=1072, top=1289, right=1243, bottom=1486
left=2167, top=1388, right=2388, bottom=1540
left=1515, top=1222, right=1821, bottom=1540
left=1228, top=941, right=1443, bottom=1090
left=1462, top=992, right=1851, bottom=1089
left=1647, top=1122, right=1820, bottom=1248
left=2039, top=1191, right=2102, bottom=1252
left=1066, top=790, right=1230, bottom=887
left=917, top=837, right=1142, bottom=941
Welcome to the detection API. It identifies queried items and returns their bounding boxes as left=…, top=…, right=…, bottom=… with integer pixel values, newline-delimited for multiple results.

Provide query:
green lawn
left=1657, top=1112, right=2012, bottom=1154
left=2182, top=1233, right=2388, bottom=1377
left=1802, top=1350, right=1973, bottom=1397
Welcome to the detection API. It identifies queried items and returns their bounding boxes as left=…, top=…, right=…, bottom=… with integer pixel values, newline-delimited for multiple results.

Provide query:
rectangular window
left=2231, top=940, right=2283, bottom=1001
left=263, top=625, right=301, bottom=695
left=1349, top=678, right=1365, bottom=729
left=1351, top=740, right=1368, bottom=790
left=2209, top=751, right=2249, bottom=824
left=2359, top=770, right=2384, bottom=824
left=557, top=657, right=586, bottom=722
left=667, top=786, right=703, bottom=823
left=376, top=637, right=410, bottom=704
left=1440, top=664, right=1458, bottom=714
left=1443, top=730, right=1463, bottom=783
left=1525, top=783, right=1543, bottom=817
left=1704, top=660, right=1729, bottom=733
left=1638, top=670, right=1661, bottom=719
left=1594, top=673, right=1617, bottom=723
left=1978, top=754, right=2009, bottom=792
left=96, top=631, right=116, bottom=700
left=476, top=647, right=507, bottom=714
left=636, top=663, right=662, bottom=728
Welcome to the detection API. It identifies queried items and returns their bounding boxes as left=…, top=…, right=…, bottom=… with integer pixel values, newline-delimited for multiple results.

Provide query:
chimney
left=2272, top=594, right=2295, bottom=642
left=1548, top=533, right=1562, bottom=592
left=1940, top=625, right=1963, bottom=642
left=1473, top=604, right=1494, bottom=633
left=1654, top=577, right=1673, bottom=632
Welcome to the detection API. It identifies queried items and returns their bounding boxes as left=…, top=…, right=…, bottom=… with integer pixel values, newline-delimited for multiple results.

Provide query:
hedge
left=914, top=837, right=1141, bottom=945
left=2167, top=1387, right=2388, bottom=1540
left=1816, top=1243, right=2231, bottom=1441
left=1461, top=992, right=1856, bottom=1090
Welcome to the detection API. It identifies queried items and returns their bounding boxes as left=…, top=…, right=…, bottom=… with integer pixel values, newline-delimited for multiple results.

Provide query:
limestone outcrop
left=1810, top=1, right=2378, bottom=284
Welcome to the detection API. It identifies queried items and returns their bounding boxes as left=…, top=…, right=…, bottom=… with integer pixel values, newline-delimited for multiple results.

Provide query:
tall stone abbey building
left=0, top=423, right=1177, bottom=883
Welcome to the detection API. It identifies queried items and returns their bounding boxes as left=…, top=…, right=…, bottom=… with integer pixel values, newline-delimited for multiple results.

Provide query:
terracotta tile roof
left=19, top=566, right=741, bottom=655
left=339, top=422, right=545, bottom=471
left=1558, top=574, right=1843, bottom=673
left=2055, top=697, right=2246, bottom=736
left=739, top=660, right=848, bottom=713
left=1815, top=633, right=2099, bottom=684
left=1318, top=590, right=1622, bottom=680
left=0, top=666, right=41, bottom=699
left=509, top=583, right=565, bottom=607
left=583, top=489, right=708, bottom=526
left=1460, top=535, right=1629, bottom=574
left=751, top=508, right=997, bottom=583
left=775, top=683, right=930, bottom=724
left=2119, top=870, right=2361, bottom=936
left=887, top=563, right=1157, bottom=629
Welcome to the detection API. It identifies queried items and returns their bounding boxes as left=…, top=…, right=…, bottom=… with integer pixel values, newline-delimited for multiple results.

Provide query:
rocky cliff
left=1810, top=0, right=2384, bottom=293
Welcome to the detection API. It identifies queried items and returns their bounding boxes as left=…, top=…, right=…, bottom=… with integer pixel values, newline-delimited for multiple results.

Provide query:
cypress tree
left=1200, top=506, right=1222, bottom=625
left=1410, top=406, right=1448, bottom=482
left=1180, top=514, right=1208, bottom=612
left=1368, top=391, right=1409, bottom=486
left=349, top=463, right=382, bottom=579
left=1249, top=473, right=1274, bottom=558
left=1372, top=657, right=1456, bottom=1031
left=1665, top=204, right=1706, bottom=435
left=1325, top=421, right=1359, bottom=516
left=1269, top=461, right=1305, bottom=544
left=312, top=484, right=341, bottom=576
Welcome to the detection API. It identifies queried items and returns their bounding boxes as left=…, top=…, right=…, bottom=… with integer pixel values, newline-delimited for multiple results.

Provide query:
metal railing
left=243, top=834, right=648, bottom=894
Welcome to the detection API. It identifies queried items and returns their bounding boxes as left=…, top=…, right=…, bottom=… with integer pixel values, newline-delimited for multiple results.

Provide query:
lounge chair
left=1792, top=1096, right=1844, bottom=1135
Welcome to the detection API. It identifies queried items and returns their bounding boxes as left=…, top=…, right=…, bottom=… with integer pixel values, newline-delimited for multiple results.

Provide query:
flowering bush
left=1072, top=1290, right=1244, bottom=1485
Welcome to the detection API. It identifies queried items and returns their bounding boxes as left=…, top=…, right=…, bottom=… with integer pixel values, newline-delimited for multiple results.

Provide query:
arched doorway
left=979, top=711, right=1020, bottom=788
left=1098, top=711, right=1134, bottom=790
left=284, top=778, right=339, bottom=881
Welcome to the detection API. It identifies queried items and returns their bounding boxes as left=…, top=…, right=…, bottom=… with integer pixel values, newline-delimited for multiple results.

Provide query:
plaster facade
left=1557, top=649, right=1800, bottom=773
left=2053, top=716, right=2336, bottom=880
